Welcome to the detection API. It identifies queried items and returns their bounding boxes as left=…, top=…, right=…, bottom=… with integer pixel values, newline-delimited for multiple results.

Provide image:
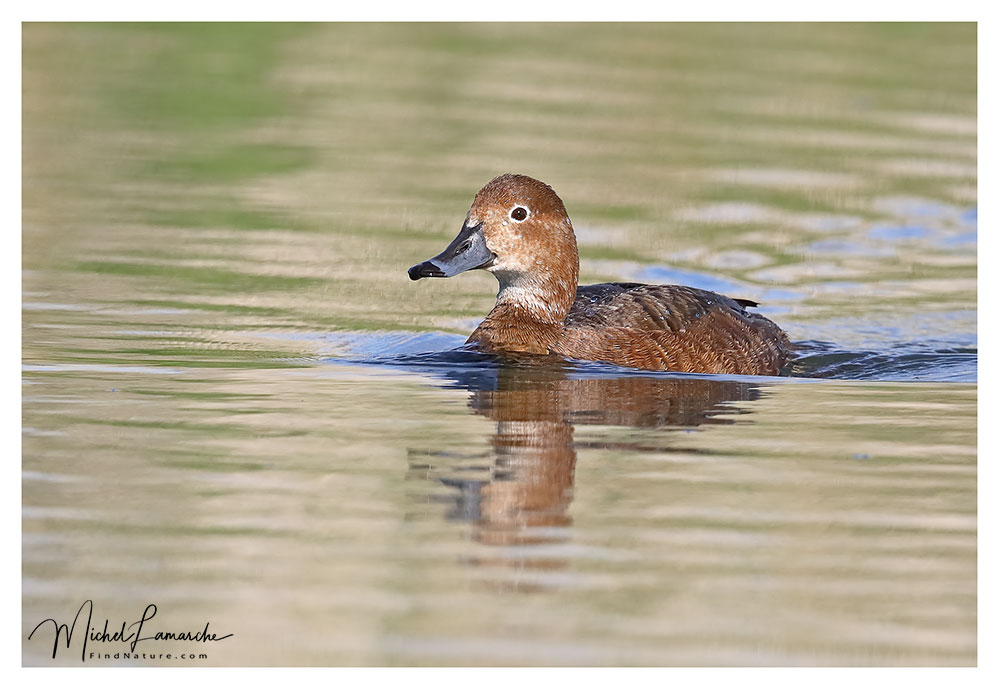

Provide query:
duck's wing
left=559, top=283, right=792, bottom=375
left=568, top=283, right=756, bottom=331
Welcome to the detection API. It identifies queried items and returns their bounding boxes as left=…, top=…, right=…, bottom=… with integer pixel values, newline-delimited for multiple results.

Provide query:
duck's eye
left=510, top=206, right=529, bottom=222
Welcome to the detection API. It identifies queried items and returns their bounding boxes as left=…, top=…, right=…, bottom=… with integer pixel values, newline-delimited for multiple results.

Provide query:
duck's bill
left=408, top=221, right=495, bottom=281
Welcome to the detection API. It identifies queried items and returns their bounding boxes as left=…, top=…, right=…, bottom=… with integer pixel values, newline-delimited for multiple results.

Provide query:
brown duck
left=408, top=174, right=792, bottom=376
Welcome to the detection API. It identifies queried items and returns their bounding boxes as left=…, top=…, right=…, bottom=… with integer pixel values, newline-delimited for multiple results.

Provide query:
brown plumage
left=408, top=174, right=793, bottom=376
left=558, top=283, right=790, bottom=375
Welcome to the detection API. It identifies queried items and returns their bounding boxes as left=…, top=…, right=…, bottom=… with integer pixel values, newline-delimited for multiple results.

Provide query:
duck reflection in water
left=408, top=361, right=759, bottom=574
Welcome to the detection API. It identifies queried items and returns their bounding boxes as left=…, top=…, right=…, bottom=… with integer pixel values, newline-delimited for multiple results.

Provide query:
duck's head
left=408, top=174, right=579, bottom=295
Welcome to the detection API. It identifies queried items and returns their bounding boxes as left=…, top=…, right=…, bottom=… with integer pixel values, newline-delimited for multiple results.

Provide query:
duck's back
left=554, top=283, right=792, bottom=375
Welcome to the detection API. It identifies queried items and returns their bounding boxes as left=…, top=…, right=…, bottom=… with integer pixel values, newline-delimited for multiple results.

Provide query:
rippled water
left=23, top=23, right=976, bottom=665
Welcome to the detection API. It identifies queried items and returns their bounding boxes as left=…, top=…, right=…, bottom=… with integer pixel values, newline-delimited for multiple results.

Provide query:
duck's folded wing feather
left=560, top=283, right=791, bottom=375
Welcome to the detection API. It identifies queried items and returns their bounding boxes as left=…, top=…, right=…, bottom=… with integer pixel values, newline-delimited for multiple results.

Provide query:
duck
left=408, top=174, right=792, bottom=376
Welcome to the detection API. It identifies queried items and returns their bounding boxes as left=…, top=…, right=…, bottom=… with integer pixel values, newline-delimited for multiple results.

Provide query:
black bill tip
left=408, top=261, right=446, bottom=281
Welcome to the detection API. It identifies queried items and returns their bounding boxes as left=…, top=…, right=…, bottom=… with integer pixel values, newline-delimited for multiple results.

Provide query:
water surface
left=23, top=23, right=976, bottom=666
